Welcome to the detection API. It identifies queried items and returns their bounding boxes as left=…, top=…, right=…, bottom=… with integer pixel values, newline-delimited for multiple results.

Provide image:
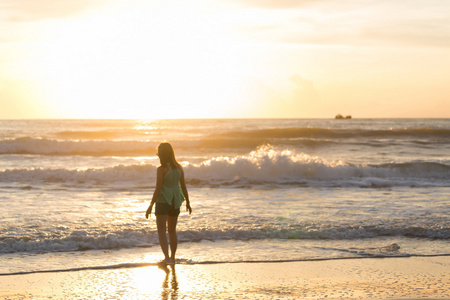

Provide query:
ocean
left=0, top=118, right=449, bottom=275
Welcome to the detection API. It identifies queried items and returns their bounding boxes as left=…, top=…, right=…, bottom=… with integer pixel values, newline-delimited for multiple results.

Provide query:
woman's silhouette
left=146, top=143, right=192, bottom=264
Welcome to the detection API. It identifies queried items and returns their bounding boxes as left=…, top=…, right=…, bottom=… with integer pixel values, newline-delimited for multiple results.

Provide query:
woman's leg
left=167, top=215, right=178, bottom=262
left=156, top=214, right=170, bottom=261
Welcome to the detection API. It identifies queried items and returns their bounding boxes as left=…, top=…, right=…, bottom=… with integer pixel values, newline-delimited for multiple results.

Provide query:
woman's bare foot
left=159, top=257, right=171, bottom=265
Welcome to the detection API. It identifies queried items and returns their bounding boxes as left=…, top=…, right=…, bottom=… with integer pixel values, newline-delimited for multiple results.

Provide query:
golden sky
left=0, top=0, right=449, bottom=119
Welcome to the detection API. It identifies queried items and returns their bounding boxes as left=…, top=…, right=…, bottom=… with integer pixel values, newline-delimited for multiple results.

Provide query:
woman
left=145, top=142, right=192, bottom=265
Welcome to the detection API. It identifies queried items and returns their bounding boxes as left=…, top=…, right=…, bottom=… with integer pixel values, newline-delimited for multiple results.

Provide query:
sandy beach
left=1, top=256, right=449, bottom=299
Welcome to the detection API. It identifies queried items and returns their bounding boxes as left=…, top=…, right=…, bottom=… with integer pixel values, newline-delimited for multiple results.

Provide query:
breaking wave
left=211, top=127, right=450, bottom=139
left=1, top=146, right=449, bottom=188
left=0, top=137, right=155, bottom=156
left=1, top=126, right=449, bottom=156
left=1, top=222, right=448, bottom=255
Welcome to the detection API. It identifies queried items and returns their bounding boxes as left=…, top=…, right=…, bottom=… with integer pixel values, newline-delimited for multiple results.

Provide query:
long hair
left=157, top=142, right=178, bottom=169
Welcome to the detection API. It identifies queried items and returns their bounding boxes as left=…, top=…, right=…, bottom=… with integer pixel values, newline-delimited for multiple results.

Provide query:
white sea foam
left=1, top=146, right=448, bottom=188
left=1, top=119, right=449, bottom=275
left=1, top=222, right=448, bottom=255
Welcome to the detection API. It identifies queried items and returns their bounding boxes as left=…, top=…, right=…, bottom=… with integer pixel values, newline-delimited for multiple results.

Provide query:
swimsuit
left=155, top=167, right=184, bottom=216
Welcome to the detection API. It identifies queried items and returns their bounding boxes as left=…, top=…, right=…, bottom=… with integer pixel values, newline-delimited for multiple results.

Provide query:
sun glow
left=31, top=2, right=250, bottom=119
left=4, top=0, right=448, bottom=119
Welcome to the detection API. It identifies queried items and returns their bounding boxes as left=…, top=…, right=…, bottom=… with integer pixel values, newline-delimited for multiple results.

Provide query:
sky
left=0, top=0, right=449, bottom=119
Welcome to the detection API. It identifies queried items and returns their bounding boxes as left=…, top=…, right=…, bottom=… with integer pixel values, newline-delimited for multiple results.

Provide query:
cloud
left=232, top=2, right=369, bottom=46
left=232, top=75, right=322, bottom=118
left=361, top=18, right=450, bottom=48
left=289, top=74, right=319, bottom=102
left=0, top=0, right=107, bottom=21
left=232, top=0, right=323, bottom=9
left=233, top=0, right=450, bottom=49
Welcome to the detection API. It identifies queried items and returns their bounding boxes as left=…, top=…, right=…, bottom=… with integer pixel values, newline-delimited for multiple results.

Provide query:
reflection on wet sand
left=159, top=264, right=178, bottom=300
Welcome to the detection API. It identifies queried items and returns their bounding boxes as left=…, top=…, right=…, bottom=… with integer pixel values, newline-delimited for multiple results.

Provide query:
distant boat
left=335, top=114, right=352, bottom=119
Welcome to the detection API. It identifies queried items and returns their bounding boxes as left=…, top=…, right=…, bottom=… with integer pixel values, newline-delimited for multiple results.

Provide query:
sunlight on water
left=0, top=119, right=448, bottom=275
left=132, top=266, right=169, bottom=296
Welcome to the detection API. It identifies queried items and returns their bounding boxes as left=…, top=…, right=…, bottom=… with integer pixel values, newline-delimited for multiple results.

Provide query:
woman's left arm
left=145, top=167, right=164, bottom=219
left=179, top=167, right=192, bottom=214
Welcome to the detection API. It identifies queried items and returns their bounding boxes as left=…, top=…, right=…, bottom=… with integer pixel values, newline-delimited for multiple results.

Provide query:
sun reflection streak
left=131, top=265, right=179, bottom=300
left=131, top=266, right=166, bottom=296
left=160, top=265, right=179, bottom=300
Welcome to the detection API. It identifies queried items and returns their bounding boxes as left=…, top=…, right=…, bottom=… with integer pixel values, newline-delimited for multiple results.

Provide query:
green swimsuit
left=156, top=167, right=185, bottom=209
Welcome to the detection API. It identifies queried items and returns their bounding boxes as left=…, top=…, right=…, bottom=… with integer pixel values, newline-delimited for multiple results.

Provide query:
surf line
left=0, top=262, right=159, bottom=277
left=2, top=253, right=449, bottom=277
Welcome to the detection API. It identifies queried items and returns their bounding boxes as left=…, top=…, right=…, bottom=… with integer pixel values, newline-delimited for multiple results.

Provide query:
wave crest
left=0, top=137, right=156, bottom=156
left=1, top=146, right=449, bottom=188
left=1, top=222, right=448, bottom=255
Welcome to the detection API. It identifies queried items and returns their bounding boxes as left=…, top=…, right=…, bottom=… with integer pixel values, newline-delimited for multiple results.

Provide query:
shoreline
left=2, top=253, right=449, bottom=277
left=1, top=256, right=449, bottom=299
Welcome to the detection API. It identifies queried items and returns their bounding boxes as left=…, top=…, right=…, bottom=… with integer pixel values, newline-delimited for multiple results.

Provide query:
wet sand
left=1, top=256, right=449, bottom=299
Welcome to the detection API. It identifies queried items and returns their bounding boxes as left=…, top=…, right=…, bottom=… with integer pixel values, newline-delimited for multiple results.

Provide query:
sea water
left=0, top=119, right=449, bottom=275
